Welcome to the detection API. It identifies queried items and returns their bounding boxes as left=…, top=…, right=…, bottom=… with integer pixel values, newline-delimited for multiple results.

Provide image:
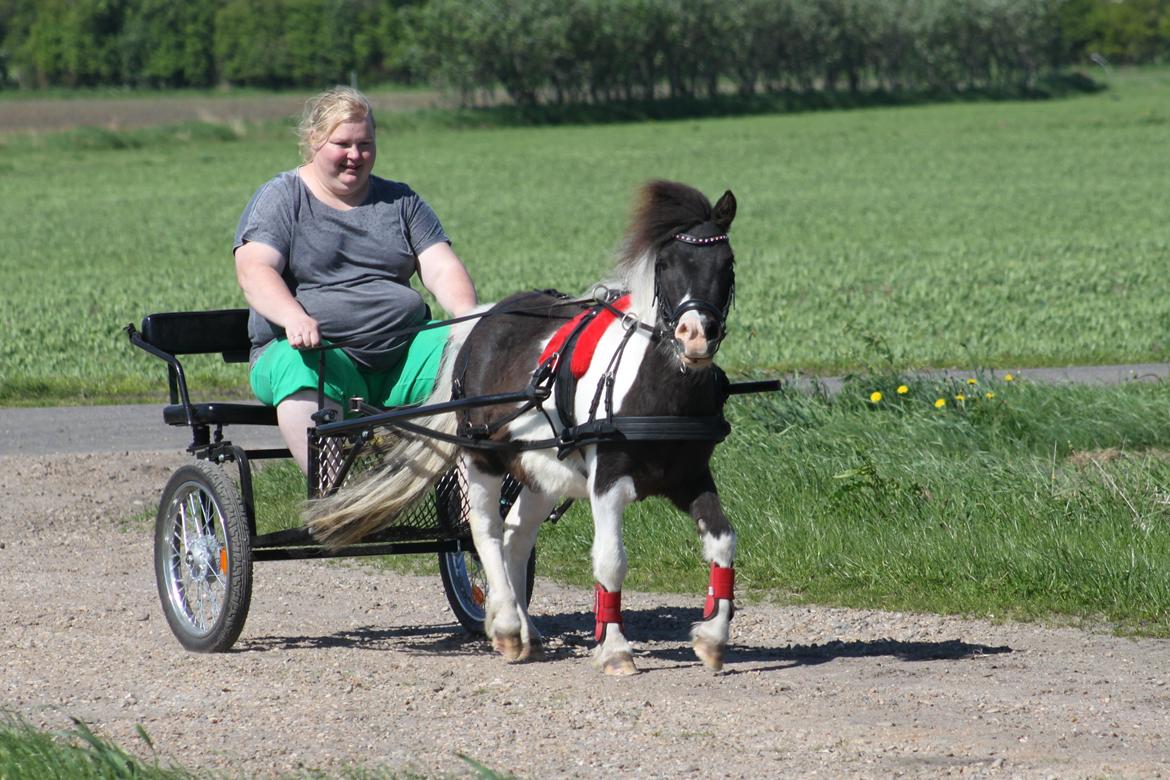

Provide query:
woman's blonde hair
left=297, top=86, right=375, bottom=163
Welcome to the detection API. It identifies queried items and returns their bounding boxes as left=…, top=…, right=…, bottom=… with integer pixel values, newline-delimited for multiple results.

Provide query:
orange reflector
left=219, top=548, right=228, bottom=574
left=471, top=585, right=485, bottom=607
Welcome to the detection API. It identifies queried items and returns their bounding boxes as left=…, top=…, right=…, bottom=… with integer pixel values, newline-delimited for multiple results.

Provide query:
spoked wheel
left=437, top=472, right=535, bottom=634
left=155, top=461, right=253, bottom=652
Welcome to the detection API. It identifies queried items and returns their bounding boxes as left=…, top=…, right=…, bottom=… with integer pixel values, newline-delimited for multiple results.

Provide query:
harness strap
left=702, top=564, right=735, bottom=621
left=594, top=583, right=623, bottom=642
left=553, top=308, right=602, bottom=429
left=587, top=319, right=638, bottom=424
left=537, top=295, right=633, bottom=429
left=379, top=413, right=730, bottom=456
left=557, top=416, right=730, bottom=458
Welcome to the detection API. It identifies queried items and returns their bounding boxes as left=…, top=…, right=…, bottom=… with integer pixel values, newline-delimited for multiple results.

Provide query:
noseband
left=654, top=231, right=735, bottom=358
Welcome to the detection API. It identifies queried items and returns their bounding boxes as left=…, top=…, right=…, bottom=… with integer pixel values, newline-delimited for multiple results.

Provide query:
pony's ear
left=712, top=190, right=736, bottom=232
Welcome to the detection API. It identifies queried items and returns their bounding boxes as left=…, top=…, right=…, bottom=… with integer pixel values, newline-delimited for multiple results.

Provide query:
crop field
left=3, top=69, right=1170, bottom=634
left=1, top=68, right=1168, bottom=403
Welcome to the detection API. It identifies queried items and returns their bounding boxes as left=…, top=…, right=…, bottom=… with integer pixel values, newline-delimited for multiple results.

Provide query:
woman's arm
left=417, top=242, right=478, bottom=317
left=234, top=240, right=320, bottom=348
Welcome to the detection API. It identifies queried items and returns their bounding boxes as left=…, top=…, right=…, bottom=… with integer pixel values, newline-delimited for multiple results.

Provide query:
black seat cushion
left=163, top=402, right=278, bottom=427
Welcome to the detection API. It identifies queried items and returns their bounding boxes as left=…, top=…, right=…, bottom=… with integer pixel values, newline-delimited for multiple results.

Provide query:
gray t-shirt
left=234, top=170, right=450, bottom=370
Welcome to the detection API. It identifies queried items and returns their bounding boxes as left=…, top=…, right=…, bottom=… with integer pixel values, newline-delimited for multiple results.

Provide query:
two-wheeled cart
left=127, top=308, right=539, bottom=652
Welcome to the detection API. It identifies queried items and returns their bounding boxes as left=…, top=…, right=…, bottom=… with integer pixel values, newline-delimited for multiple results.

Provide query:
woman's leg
left=251, top=340, right=363, bottom=474
left=276, top=389, right=342, bottom=474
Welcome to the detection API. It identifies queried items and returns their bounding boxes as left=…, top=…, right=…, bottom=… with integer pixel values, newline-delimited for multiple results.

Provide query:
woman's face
left=311, top=116, right=376, bottom=197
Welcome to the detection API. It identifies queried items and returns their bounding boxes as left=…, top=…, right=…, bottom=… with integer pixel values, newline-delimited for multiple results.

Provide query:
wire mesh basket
left=309, top=427, right=470, bottom=542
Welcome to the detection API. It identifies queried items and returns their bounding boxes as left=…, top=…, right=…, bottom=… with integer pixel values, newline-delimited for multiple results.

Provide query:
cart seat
left=163, top=402, right=278, bottom=427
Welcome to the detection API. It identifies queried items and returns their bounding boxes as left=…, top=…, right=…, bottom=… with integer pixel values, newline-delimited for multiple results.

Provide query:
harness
left=448, top=286, right=730, bottom=459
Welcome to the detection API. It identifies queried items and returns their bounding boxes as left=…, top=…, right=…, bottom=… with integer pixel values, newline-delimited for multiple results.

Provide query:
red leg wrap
left=594, top=583, right=623, bottom=642
left=702, top=564, right=735, bottom=621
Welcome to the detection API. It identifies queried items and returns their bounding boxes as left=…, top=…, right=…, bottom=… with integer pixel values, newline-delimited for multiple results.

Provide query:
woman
left=234, top=86, right=477, bottom=473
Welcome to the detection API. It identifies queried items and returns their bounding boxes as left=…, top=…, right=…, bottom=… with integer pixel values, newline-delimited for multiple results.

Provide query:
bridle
left=653, top=229, right=736, bottom=359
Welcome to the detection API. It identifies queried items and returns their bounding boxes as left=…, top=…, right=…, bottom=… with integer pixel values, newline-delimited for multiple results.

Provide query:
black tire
left=437, top=473, right=536, bottom=634
left=155, top=461, right=253, bottom=652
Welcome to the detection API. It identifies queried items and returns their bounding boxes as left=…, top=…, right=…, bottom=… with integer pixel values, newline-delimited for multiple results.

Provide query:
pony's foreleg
left=501, top=488, right=556, bottom=660
left=685, top=486, right=737, bottom=672
left=590, top=476, right=638, bottom=676
left=464, top=463, right=524, bottom=660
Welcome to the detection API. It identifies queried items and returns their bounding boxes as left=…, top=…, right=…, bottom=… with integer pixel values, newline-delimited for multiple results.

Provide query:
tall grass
left=1, top=68, right=1168, bottom=403
left=0, top=714, right=507, bottom=779
left=0, top=715, right=195, bottom=780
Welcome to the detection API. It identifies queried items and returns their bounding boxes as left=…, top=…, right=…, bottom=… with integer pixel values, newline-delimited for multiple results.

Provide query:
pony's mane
left=610, top=180, right=714, bottom=318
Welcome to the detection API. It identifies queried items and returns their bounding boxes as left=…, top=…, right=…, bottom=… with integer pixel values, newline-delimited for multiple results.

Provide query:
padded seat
left=163, top=402, right=278, bottom=427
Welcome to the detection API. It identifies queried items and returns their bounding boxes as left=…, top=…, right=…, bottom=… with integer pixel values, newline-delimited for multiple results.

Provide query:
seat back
left=139, top=309, right=252, bottom=363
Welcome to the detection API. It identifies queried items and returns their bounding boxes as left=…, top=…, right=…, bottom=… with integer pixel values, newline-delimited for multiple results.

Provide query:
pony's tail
left=305, top=323, right=470, bottom=549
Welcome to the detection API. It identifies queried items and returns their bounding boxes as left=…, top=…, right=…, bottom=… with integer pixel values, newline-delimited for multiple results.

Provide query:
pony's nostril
left=675, top=321, right=701, bottom=343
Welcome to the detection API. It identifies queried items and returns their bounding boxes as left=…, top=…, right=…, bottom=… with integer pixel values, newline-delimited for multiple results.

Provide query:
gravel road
left=4, top=450, right=1170, bottom=778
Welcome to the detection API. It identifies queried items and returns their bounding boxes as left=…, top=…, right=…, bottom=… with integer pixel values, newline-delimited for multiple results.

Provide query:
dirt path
left=3, top=451, right=1169, bottom=778
left=0, top=92, right=443, bottom=135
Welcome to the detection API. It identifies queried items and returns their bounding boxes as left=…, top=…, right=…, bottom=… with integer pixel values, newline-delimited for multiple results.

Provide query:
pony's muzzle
left=674, top=311, right=720, bottom=366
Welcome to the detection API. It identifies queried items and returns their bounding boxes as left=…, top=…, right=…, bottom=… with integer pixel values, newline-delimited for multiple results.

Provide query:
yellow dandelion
left=1003, top=372, right=1015, bottom=382
left=896, top=384, right=909, bottom=395
left=985, top=391, right=995, bottom=400
left=967, top=377, right=977, bottom=385
left=954, top=393, right=966, bottom=401
left=934, top=398, right=947, bottom=409
left=869, top=391, right=883, bottom=403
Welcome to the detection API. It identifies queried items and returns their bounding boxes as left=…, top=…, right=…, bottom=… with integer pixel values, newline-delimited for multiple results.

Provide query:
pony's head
left=616, top=180, right=737, bottom=370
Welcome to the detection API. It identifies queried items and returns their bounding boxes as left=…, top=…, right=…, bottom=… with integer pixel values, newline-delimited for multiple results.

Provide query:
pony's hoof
left=693, top=637, right=725, bottom=671
left=601, top=652, right=638, bottom=676
left=493, top=634, right=524, bottom=661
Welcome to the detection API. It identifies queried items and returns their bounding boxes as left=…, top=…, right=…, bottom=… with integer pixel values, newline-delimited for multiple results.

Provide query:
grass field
left=1, top=68, right=1168, bottom=403
left=2, top=71, right=1170, bottom=640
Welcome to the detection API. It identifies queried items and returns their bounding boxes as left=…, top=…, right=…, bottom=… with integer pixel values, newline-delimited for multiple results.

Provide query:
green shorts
left=250, top=323, right=450, bottom=410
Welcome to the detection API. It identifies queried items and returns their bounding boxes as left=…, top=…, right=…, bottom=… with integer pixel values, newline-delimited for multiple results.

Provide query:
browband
left=673, top=232, right=729, bottom=245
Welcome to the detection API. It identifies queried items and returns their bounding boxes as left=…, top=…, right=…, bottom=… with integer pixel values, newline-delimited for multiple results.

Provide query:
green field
left=3, top=70, right=1170, bottom=638
left=1, top=68, right=1168, bottom=403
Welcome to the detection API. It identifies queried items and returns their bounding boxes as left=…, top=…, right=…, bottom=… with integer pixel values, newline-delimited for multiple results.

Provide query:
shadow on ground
left=236, top=605, right=1011, bottom=671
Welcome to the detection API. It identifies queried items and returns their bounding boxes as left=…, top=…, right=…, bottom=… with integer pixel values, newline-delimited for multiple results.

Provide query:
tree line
left=1, top=0, right=1167, bottom=99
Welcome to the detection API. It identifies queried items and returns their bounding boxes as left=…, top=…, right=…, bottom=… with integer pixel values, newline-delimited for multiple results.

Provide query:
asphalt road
left=0, top=363, right=1166, bottom=456
left=0, top=403, right=284, bottom=456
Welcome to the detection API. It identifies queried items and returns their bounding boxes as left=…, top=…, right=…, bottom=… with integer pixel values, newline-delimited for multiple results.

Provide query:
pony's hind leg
left=464, top=463, right=525, bottom=660
left=502, top=487, right=556, bottom=660
left=680, top=484, right=737, bottom=672
left=589, top=475, right=638, bottom=676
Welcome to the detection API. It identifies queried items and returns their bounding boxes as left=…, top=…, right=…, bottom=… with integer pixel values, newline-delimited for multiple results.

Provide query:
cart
left=126, top=308, right=540, bottom=653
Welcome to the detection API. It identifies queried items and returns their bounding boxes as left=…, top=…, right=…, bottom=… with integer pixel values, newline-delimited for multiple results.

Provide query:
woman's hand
left=284, top=313, right=321, bottom=349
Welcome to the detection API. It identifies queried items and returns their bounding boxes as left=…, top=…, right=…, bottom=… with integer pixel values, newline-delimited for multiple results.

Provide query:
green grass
left=0, top=715, right=196, bottom=780
left=0, top=713, right=509, bottom=779
left=1, top=67, right=1168, bottom=404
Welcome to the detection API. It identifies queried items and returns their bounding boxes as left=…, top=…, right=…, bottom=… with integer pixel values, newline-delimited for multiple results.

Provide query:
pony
left=308, top=179, right=739, bottom=676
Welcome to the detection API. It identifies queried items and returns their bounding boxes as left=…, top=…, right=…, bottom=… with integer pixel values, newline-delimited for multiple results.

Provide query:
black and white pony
left=308, top=180, right=739, bottom=675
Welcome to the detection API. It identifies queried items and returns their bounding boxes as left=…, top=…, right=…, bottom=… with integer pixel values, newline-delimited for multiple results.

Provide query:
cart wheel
left=155, top=461, right=253, bottom=652
left=439, top=545, right=536, bottom=635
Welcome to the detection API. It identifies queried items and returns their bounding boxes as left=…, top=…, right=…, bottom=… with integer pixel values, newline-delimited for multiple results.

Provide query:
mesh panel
left=309, top=428, right=470, bottom=542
